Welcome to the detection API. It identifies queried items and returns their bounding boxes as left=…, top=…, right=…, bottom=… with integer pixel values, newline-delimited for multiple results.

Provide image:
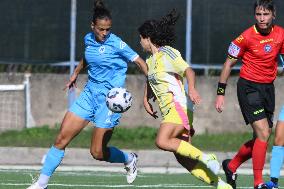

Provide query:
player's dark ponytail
left=159, top=9, right=179, bottom=28
left=93, top=0, right=111, bottom=23
left=138, top=9, right=180, bottom=47
left=155, top=9, right=180, bottom=46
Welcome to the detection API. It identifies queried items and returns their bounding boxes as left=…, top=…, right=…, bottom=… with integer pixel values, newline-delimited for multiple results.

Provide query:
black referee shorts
left=237, top=77, right=275, bottom=128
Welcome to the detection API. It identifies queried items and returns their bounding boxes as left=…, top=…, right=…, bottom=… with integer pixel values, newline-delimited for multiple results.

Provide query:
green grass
left=0, top=126, right=274, bottom=151
left=0, top=170, right=282, bottom=189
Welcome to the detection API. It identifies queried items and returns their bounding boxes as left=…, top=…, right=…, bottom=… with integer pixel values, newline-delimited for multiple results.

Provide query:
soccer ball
left=106, top=87, right=133, bottom=113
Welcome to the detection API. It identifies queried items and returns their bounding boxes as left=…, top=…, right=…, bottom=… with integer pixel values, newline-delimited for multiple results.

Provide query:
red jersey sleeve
left=227, top=34, right=246, bottom=59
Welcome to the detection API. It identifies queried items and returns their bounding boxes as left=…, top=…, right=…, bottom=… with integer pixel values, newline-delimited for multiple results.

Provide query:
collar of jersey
left=92, top=33, right=111, bottom=45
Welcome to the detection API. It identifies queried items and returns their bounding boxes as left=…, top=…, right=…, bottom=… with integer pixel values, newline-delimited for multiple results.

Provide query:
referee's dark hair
left=254, top=0, right=276, bottom=16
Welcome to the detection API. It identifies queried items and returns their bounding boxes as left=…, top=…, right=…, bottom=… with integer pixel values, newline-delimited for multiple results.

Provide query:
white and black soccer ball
left=106, top=87, right=133, bottom=113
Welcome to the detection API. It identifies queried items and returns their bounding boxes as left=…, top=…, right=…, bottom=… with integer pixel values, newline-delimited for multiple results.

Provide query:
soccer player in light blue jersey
left=27, top=1, right=147, bottom=189
left=266, top=54, right=284, bottom=189
left=266, top=106, right=284, bottom=189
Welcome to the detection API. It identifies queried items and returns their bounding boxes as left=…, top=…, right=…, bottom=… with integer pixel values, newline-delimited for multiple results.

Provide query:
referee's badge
left=99, top=46, right=105, bottom=53
left=264, top=44, right=272, bottom=53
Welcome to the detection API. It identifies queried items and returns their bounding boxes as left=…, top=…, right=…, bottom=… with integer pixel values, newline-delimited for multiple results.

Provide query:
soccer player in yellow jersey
left=138, top=10, right=232, bottom=189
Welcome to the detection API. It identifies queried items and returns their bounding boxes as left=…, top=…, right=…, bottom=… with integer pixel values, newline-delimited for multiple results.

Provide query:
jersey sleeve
left=117, top=40, right=139, bottom=62
left=227, top=34, right=247, bottom=59
left=172, top=52, right=189, bottom=76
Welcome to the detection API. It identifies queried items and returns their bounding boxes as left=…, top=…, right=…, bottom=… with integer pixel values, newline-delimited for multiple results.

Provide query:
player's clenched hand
left=144, top=100, right=158, bottom=119
left=63, top=74, right=78, bottom=91
left=188, top=88, right=201, bottom=105
left=215, top=95, right=225, bottom=113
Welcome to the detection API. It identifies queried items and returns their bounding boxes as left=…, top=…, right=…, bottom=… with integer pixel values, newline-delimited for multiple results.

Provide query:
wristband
left=217, top=82, right=227, bottom=95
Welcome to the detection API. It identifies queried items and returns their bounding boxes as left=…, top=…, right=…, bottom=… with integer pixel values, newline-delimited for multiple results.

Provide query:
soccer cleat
left=204, top=154, right=220, bottom=175
left=217, top=179, right=233, bottom=189
left=26, top=182, right=47, bottom=189
left=266, top=181, right=279, bottom=189
left=222, top=159, right=237, bottom=189
left=124, top=153, right=138, bottom=184
left=255, top=183, right=269, bottom=189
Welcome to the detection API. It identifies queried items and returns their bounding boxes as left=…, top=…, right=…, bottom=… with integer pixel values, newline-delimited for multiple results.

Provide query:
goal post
left=0, top=74, right=35, bottom=131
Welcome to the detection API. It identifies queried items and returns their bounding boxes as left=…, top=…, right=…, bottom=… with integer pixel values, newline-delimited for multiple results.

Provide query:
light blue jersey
left=84, top=32, right=138, bottom=88
left=69, top=32, right=139, bottom=128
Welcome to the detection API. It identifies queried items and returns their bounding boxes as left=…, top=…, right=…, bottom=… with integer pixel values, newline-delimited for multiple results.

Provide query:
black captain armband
left=217, top=82, right=227, bottom=95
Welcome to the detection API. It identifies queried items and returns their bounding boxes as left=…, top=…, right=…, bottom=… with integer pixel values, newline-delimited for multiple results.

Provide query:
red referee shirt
left=228, top=25, right=284, bottom=83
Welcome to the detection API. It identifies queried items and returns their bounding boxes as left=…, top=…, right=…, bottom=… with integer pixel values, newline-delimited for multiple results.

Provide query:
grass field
left=0, top=170, right=283, bottom=189
left=0, top=126, right=275, bottom=151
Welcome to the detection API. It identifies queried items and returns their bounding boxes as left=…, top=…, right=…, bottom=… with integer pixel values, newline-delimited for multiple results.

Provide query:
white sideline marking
left=0, top=165, right=283, bottom=175
left=1, top=183, right=283, bottom=188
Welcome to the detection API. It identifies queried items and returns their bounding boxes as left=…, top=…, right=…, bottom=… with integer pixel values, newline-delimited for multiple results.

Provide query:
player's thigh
left=55, top=111, right=89, bottom=149
left=93, top=91, right=121, bottom=128
left=251, top=118, right=271, bottom=140
left=237, top=78, right=269, bottom=126
left=91, top=127, right=114, bottom=152
left=69, top=84, right=95, bottom=122
left=157, top=122, right=185, bottom=141
left=274, top=120, right=284, bottom=145
left=274, top=106, right=284, bottom=145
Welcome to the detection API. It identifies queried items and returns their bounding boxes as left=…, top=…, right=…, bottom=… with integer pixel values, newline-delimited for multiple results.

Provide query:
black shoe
left=222, top=159, right=237, bottom=189
left=255, top=183, right=268, bottom=189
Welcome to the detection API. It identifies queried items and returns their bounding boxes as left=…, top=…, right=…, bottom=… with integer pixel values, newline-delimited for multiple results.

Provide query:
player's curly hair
left=92, top=0, right=111, bottom=23
left=138, top=9, right=180, bottom=47
left=254, top=0, right=276, bottom=15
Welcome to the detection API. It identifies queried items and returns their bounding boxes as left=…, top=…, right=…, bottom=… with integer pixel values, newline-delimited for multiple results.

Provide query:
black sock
left=271, top=177, right=278, bottom=185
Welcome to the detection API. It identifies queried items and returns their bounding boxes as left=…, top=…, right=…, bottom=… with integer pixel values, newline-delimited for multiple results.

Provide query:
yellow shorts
left=161, top=102, right=193, bottom=131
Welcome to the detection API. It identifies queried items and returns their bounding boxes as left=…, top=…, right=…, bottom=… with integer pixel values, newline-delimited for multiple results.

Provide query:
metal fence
left=1, top=0, right=284, bottom=67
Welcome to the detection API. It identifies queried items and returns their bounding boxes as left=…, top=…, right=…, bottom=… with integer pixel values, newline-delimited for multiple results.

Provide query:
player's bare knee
left=155, top=138, right=167, bottom=150
left=256, top=131, right=270, bottom=141
left=54, top=134, right=68, bottom=148
left=90, top=149, right=104, bottom=161
left=274, top=136, right=284, bottom=146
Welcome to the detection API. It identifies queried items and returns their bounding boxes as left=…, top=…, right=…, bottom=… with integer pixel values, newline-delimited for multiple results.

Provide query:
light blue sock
left=41, top=146, right=65, bottom=176
left=108, top=146, right=129, bottom=163
left=270, top=146, right=284, bottom=179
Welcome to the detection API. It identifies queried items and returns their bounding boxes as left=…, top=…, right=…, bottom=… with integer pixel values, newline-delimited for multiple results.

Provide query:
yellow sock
left=176, top=140, right=203, bottom=160
left=190, top=161, right=219, bottom=186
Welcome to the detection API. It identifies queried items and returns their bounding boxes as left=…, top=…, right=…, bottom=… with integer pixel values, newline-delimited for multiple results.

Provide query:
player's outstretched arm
left=64, top=58, right=86, bottom=90
left=215, top=57, right=237, bottom=113
left=133, top=56, right=148, bottom=76
left=185, top=67, right=201, bottom=105
left=143, top=82, right=158, bottom=119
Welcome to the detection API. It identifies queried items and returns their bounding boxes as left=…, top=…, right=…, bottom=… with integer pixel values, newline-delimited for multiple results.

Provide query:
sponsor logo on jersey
left=120, top=41, right=126, bottom=49
left=236, top=35, right=244, bottom=43
left=260, top=38, right=273, bottom=44
left=228, top=42, right=240, bottom=57
left=99, top=46, right=105, bottom=53
left=264, top=44, right=272, bottom=53
left=105, top=110, right=113, bottom=124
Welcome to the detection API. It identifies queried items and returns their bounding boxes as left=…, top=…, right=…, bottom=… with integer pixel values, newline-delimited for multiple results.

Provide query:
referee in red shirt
left=215, top=0, right=284, bottom=189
